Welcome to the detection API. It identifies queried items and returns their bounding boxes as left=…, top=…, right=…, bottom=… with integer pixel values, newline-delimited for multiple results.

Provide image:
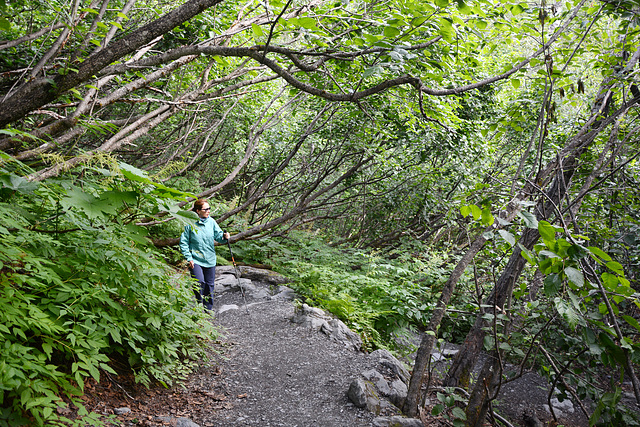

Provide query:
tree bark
left=464, top=352, right=501, bottom=427
left=0, top=0, right=224, bottom=128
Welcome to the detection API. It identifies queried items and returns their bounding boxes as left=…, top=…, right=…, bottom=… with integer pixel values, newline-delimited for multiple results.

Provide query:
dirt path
left=83, top=269, right=619, bottom=427
left=205, top=291, right=376, bottom=426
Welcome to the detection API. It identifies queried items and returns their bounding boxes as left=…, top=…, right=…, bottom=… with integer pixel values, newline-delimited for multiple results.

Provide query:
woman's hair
left=192, top=198, right=208, bottom=212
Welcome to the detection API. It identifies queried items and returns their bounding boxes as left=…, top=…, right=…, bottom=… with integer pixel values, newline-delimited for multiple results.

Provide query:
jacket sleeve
left=212, top=220, right=228, bottom=244
left=179, top=225, right=193, bottom=262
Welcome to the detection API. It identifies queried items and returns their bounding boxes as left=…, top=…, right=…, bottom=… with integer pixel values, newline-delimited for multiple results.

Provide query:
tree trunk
left=402, top=206, right=522, bottom=417
left=444, top=227, right=540, bottom=388
left=464, top=352, right=501, bottom=427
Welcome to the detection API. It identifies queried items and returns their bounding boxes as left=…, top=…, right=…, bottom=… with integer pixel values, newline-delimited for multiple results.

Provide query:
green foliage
left=517, top=221, right=640, bottom=424
left=228, top=231, right=471, bottom=352
left=0, top=161, right=215, bottom=425
left=430, top=387, right=467, bottom=426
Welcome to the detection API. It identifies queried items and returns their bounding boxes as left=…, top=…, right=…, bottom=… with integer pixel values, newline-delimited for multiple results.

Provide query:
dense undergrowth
left=216, top=233, right=475, bottom=353
left=0, top=160, right=215, bottom=426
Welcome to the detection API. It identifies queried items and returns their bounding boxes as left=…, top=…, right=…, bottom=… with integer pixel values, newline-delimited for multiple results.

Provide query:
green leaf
left=601, top=272, right=619, bottom=289
left=519, top=244, right=536, bottom=264
left=498, top=230, right=515, bottom=246
left=123, top=224, right=150, bottom=245
left=511, top=78, right=521, bottom=89
left=251, top=23, right=264, bottom=38
left=511, top=4, right=525, bottom=14
left=543, top=273, right=562, bottom=297
left=384, top=26, right=401, bottom=37
left=538, top=220, right=557, bottom=241
left=435, top=0, right=450, bottom=7
left=555, top=297, right=579, bottom=329
left=457, top=0, right=472, bottom=14
left=438, top=18, right=454, bottom=41
left=564, top=267, right=584, bottom=287
left=584, top=328, right=602, bottom=355
left=539, top=250, right=560, bottom=259
left=481, top=207, right=494, bottom=226
left=460, top=205, right=471, bottom=217
left=0, top=173, right=39, bottom=194
left=431, top=404, right=445, bottom=415
left=297, top=17, right=316, bottom=29
left=412, top=16, right=427, bottom=26
left=519, top=211, right=538, bottom=228
left=622, top=315, right=640, bottom=332
left=475, top=19, right=487, bottom=30
left=363, top=65, right=382, bottom=78
left=470, top=204, right=482, bottom=220
left=119, top=162, right=152, bottom=184
left=483, top=335, right=495, bottom=350
left=606, top=261, right=624, bottom=275
left=60, top=187, right=104, bottom=220
left=0, top=17, right=10, bottom=31
left=599, top=332, right=626, bottom=365
left=452, top=407, right=467, bottom=420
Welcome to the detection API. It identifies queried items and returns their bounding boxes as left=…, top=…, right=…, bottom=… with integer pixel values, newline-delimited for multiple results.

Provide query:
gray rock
left=292, top=304, right=325, bottom=320
left=324, top=318, right=362, bottom=351
left=430, top=351, right=446, bottom=362
left=271, top=286, right=297, bottom=301
left=217, top=265, right=289, bottom=284
left=231, top=278, right=254, bottom=292
left=215, top=274, right=239, bottom=287
left=292, top=304, right=361, bottom=350
left=218, top=304, right=239, bottom=314
left=113, top=407, right=130, bottom=415
left=370, top=349, right=410, bottom=384
left=544, top=396, right=575, bottom=418
left=251, top=288, right=271, bottom=300
left=291, top=304, right=327, bottom=329
left=174, top=418, right=201, bottom=427
left=308, top=317, right=331, bottom=330
left=215, top=265, right=238, bottom=276
left=362, top=369, right=391, bottom=396
left=388, top=379, right=408, bottom=408
left=347, top=378, right=382, bottom=414
left=443, top=348, right=459, bottom=356
left=213, top=283, right=231, bottom=294
left=237, top=266, right=290, bottom=285
left=154, top=416, right=200, bottom=427
left=372, top=415, right=424, bottom=427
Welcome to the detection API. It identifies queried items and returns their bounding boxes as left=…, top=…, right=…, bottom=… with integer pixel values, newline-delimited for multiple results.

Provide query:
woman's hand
left=188, top=260, right=194, bottom=269
left=223, top=232, right=230, bottom=240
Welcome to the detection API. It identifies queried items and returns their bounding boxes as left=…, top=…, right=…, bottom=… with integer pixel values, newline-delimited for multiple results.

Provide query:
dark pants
left=191, top=264, right=216, bottom=311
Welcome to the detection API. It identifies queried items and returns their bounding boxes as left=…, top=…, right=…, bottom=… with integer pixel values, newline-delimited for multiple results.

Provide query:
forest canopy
left=1, top=0, right=639, bottom=425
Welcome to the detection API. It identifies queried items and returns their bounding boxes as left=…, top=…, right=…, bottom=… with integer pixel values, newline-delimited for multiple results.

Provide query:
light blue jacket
left=179, top=216, right=227, bottom=268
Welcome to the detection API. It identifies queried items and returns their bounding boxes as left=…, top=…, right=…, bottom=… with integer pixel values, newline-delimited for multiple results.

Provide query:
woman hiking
left=179, top=198, right=230, bottom=311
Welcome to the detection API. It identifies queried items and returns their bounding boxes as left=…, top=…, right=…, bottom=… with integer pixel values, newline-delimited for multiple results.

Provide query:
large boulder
left=291, top=304, right=362, bottom=351
left=347, top=378, right=382, bottom=415
left=347, top=348, right=412, bottom=420
left=369, top=349, right=411, bottom=384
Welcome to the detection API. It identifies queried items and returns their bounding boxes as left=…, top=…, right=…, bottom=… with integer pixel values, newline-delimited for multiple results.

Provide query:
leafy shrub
left=0, top=162, right=215, bottom=426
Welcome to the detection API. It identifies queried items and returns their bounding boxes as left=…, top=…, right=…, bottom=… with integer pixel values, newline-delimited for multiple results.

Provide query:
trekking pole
left=227, top=240, right=250, bottom=315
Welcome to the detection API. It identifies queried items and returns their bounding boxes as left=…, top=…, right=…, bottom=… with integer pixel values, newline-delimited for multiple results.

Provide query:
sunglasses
left=200, top=207, right=211, bottom=211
